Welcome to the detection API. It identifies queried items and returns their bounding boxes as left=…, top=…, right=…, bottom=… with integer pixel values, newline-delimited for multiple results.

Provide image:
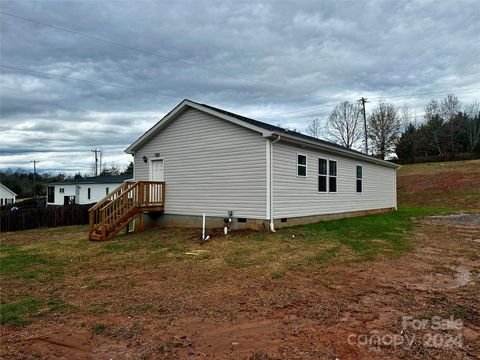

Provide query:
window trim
left=356, top=164, right=363, bottom=193
left=328, top=159, right=338, bottom=193
left=318, top=157, right=328, bottom=193
left=296, top=153, right=307, bottom=178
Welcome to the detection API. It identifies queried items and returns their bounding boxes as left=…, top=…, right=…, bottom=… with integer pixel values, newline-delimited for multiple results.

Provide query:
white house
left=121, top=99, right=399, bottom=230
left=0, top=183, right=16, bottom=206
left=47, top=175, right=131, bottom=206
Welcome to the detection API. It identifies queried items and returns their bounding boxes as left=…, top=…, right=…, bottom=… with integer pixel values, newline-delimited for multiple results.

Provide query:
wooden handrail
left=89, top=181, right=133, bottom=212
left=88, top=181, right=165, bottom=240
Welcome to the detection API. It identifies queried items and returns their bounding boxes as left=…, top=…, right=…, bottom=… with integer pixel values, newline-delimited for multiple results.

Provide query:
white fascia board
left=125, top=100, right=273, bottom=154
left=0, top=183, right=17, bottom=197
left=185, top=101, right=273, bottom=137
left=125, top=99, right=190, bottom=154
left=273, top=133, right=400, bottom=169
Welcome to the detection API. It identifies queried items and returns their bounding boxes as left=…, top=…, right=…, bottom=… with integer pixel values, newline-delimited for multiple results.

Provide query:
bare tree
left=400, top=104, right=412, bottom=131
left=466, top=100, right=480, bottom=155
left=424, top=99, right=444, bottom=156
left=305, top=118, right=323, bottom=138
left=326, top=101, right=363, bottom=149
left=441, top=94, right=462, bottom=157
left=368, top=100, right=401, bottom=159
left=440, top=94, right=461, bottom=121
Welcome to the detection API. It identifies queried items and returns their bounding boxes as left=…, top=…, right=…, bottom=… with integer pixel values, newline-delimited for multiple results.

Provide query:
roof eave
left=271, top=132, right=400, bottom=169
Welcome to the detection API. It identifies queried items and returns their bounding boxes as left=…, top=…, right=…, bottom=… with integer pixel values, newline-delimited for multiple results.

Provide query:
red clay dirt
left=1, top=218, right=479, bottom=359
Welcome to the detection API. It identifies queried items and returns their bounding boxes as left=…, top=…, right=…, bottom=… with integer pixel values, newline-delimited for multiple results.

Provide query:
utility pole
left=91, top=149, right=101, bottom=176
left=359, top=97, right=368, bottom=155
left=30, top=160, right=39, bottom=201
left=99, top=148, right=103, bottom=175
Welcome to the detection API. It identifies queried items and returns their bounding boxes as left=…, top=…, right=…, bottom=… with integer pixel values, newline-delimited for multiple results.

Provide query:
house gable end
left=125, top=100, right=272, bottom=154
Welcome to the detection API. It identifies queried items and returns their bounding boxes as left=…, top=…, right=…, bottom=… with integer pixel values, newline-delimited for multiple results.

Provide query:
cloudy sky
left=1, top=0, right=479, bottom=174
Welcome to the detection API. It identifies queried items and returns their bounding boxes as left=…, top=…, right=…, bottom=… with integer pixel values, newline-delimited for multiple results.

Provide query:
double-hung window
left=356, top=165, right=363, bottom=193
left=319, top=159, right=337, bottom=192
left=329, top=160, right=337, bottom=192
left=318, top=158, right=327, bottom=192
left=297, top=154, right=307, bottom=177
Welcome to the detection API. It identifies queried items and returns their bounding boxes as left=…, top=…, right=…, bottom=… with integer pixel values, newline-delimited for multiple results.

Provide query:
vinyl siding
left=272, top=141, right=396, bottom=218
left=133, top=108, right=267, bottom=219
left=77, top=183, right=123, bottom=204
left=47, top=183, right=124, bottom=205
left=47, top=185, right=76, bottom=205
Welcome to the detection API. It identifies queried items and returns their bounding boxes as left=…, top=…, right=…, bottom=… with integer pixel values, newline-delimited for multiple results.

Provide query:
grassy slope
left=397, top=159, right=480, bottom=211
left=1, top=161, right=477, bottom=326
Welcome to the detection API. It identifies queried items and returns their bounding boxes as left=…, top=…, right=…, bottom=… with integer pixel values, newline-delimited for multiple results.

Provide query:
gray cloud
left=1, top=0, right=479, bottom=173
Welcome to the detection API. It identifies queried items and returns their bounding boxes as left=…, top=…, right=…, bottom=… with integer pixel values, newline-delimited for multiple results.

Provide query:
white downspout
left=269, top=135, right=281, bottom=232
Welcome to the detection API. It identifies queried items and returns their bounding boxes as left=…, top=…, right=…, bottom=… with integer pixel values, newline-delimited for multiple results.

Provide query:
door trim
left=149, top=157, right=165, bottom=181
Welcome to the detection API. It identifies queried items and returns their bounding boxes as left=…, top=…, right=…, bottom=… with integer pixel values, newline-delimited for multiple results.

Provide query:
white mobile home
left=0, top=183, right=17, bottom=206
left=47, top=175, right=131, bottom=206
left=122, top=99, right=399, bottom=230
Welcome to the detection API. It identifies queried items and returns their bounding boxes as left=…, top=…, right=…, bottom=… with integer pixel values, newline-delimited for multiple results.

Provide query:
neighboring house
left=47, top=174, right=132, bottom=206
left=0, top=183, right=16, bottom=206
left=122, top=99, right=399, bottom=230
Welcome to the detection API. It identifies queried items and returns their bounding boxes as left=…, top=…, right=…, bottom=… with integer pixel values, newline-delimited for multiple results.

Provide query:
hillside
left=397, top=160, right=480, bottom=211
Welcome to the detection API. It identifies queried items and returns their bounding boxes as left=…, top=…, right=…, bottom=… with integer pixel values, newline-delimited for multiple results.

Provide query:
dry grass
left=397, top=160, right=480, bottom=210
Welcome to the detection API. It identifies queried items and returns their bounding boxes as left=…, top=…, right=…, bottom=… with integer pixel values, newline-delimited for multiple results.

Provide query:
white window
left=356, top=165, right=363, bottom=193
left=329, top=160, right=337, bottom=192
left=59, top=188, right=65, bottom=193
left=297, top=154, right=307, bottom=177
left=318, top=158, right=327, bottom=192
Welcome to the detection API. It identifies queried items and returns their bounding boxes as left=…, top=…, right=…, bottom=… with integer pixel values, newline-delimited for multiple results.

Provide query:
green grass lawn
left=0, top=205, right=452, bottom=326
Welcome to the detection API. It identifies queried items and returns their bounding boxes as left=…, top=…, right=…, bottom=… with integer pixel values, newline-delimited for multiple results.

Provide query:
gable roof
left=0, top=183, right=17, bottom=197
left=125, top=99, right=399, bottom=169
left=49, top=174, right=132, bottom=186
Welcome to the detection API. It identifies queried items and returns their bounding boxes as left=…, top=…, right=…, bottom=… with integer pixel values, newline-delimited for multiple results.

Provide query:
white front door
left=150, top=159, right=164, bottom=181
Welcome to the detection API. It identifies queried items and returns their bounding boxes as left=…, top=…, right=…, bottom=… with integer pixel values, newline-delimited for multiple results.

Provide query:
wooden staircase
left=88, top=181, right=165, bottom=241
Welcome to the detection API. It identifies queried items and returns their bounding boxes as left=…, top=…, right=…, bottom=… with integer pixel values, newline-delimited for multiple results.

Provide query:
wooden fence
left=0, top=204, right=93, bottom=232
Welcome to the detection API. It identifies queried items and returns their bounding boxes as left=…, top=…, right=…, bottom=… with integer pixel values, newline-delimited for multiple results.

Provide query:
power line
left=260, top=87, right=480, bottom=120
left=0, top=10, right=267, bottom=87
left=368, top=87, right=480, bottom=101
left=0, top=64, right=180, bottom=99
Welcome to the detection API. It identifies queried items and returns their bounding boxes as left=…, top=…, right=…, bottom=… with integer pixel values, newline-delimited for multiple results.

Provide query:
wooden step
left=89, top=233, right=103, bottom=241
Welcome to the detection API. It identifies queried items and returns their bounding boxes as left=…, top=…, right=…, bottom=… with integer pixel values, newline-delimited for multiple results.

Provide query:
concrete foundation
left=144, top=207, right=396, bottom=231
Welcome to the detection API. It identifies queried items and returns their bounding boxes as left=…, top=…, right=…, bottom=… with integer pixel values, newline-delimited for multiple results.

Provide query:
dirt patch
left=1, top=218, right=479, bottom=359
left=397, top=160, right=480, bottom=210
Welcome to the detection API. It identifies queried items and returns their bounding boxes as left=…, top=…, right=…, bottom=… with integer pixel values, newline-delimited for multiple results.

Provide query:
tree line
left=305, top=94, right=480, bottom=163
left=0, top=162, right=133, bottom=199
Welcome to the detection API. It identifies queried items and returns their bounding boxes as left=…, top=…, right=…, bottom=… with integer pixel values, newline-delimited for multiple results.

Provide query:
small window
left=106, top=187, right=109, bottom=195
left=87, top=188, right=91, bottom=200
left=356, top=165, right=363, bottom=193
left=318, top=158, right=327, bottom=192
left=329, top=160, right=337, bottom=193
left=297, top=154, right=307, bottom=177
left=237, top=218, right=247, bottom=223
left=281, top=218, right=288, bottom=223
left=59, top=188, right=64, bottom=193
